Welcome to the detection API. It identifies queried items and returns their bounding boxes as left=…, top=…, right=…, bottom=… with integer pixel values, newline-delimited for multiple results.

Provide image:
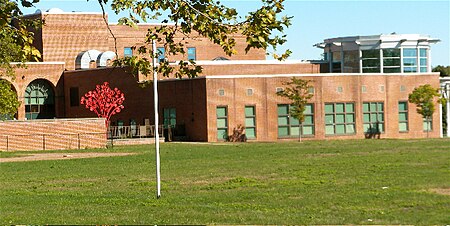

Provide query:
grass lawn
left=1, top=139, right=449, bottom=224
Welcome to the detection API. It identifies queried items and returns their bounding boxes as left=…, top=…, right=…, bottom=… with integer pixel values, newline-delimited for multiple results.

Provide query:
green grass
left=1, top=139, right=449, bottom=224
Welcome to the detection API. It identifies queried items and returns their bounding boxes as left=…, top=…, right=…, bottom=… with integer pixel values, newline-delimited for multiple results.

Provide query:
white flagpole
left=153, top=39, right=161, bottom=198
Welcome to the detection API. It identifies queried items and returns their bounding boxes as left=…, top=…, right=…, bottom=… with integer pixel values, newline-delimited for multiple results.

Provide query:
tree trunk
left=299, top=123, right=302, bottom=142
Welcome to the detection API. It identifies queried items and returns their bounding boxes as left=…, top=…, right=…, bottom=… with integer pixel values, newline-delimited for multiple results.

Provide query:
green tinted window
left=217, top=107, right=227, bottom=117
left=363, top=102, right=385, bottom=133
left=325, top=104, right=334, bottom=113
left=278, top=116, right=288, bottom=125
left=363, top=103, right=369, bottom=112
left=245, top=106, right=255, bottom=116
left=277, top=104, right=314, bottom=137
left=336, top=104, right=344, bottom=113
left=217, top=106, right=228, bottom=140
left=278, top=105, right=288, bottom=115
left=345, top=103, right=354, bottom=113
left=399, top=102, right=407, bottom=111
left=245, top=118, right=255, bottom=127
left=325, top=102, right=356, bottom=135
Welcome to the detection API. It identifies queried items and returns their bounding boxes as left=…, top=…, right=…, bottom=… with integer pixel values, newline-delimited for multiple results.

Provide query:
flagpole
left=153, top=39, right=161, bottom=199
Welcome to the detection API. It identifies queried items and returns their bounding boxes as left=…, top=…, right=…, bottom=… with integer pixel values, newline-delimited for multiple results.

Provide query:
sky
left=21, top=0, right=450, bottom=66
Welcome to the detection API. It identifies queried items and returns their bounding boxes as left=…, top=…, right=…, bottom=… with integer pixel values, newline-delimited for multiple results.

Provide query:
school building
left=1, top=8, right=448, bottom=143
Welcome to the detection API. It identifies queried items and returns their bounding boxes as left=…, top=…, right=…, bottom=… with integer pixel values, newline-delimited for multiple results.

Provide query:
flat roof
left=315, top=33, right=440, bottom=48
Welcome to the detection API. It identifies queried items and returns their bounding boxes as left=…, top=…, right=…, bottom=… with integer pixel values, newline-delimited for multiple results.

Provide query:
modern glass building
left=315, top=34, right=440, bottom=73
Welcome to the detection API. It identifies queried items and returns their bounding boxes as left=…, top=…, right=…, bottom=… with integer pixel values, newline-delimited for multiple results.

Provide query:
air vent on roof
left=212, top=56, right=230, bottom=61
left=97, top=51, right=116, bottom=67
left=75, top=50, right=102, bottom=69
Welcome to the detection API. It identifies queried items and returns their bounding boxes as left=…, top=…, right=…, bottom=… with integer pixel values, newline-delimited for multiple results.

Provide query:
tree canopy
left=0, top=0, right=41, bottom=119
left=408, top=84, right=444, bottom=136
left=0, top=80, right=20, bottom=120
left=97, top=0, right=292, bottom=79
left=432, top=65, right=450, bottom=77
left=0, top=0, right=41, bottom=77
left=408, top=84, right=442, bottom=119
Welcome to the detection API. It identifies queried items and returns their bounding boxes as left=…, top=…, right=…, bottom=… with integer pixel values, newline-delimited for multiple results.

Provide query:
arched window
left=24, top=80, right=55, bottom=119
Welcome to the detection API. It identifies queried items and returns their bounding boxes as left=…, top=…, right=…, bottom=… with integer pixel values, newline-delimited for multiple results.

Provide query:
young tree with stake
left=276, top=77, right=314, bottom=142
left=408, top=84, right=444, bottom=138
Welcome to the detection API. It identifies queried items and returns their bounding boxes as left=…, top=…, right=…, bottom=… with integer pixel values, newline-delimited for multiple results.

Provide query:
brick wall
left=0, top=118, right=106, bottom=151
left=39, top=13, right=111, bottom=70
left=205, top=73, right=441, bottom=141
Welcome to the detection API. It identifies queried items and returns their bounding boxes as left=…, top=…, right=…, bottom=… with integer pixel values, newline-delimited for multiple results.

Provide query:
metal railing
left=108, top=125, right=172, bottom=141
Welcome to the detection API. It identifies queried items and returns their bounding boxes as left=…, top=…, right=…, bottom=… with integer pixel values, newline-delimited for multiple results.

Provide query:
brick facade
left=0, top=11, right=444, bottom=145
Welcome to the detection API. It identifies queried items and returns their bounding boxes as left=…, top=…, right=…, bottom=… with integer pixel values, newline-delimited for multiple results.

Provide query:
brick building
left=1, top=9, right=447, bottom=142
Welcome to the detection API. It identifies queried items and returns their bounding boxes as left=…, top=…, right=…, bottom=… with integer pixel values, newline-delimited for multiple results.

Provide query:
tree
left=408, top=84, right=443, bottom=138
left=433, top=65, right=450, bottom=77
left=0, top=80, right=20, bottom=120
left=80, top=82, right=125, bottom=127
left=276, top=77, right=314, bottom=142
left=0, top=0, right=41, bottom=118
left=97, top=0, right=292, bottom=80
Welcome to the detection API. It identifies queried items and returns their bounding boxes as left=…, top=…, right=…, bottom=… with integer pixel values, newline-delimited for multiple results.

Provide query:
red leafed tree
left=80, top=82, right=125, bottom=126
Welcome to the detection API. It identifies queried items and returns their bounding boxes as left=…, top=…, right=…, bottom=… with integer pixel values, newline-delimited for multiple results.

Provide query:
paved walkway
left=0, top=152, right=136, bottom=163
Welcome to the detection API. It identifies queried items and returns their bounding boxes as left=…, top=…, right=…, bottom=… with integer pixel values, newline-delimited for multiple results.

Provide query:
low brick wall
left=0, top=118, right=107, bottom=151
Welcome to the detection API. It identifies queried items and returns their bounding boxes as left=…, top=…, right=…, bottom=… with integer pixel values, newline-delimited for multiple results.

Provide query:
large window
left=419, top=48, right=428, bottom=72
left=163, top=108, right=176, bottom=128
left=363, top=102, right=385, bottom=133
left=361, top=49, right=380, bottom=73
left=277, top=104, right=314, bottom=137
left=383, top=49, right=401, bottom=73
left=325, top=103, right=355, bottom=135
left=398, top=102, right=408, bottom=132
left=343, top=50, right=359, bottom=73
left=403, top=48, right=417, bottom=73
left=217, top=106, right=228, bottom=140
left=245, top=106, right=256, bottom=139
left=187, top=47, right=196, bottom=61
left=24, top=80, right=55, bottom=120
left=331, top=52, right=341, bottom=73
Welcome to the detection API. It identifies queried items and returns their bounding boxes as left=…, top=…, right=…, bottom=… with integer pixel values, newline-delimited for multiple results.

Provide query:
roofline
left=10, top=62, right=65, bottom=65
left=201, top=72, right=440, bottom=79
left=194, top=60, right=312, bottom=65
left=109, top=22, right=176, bottom=26
left=155, top=72, right=440, bottom=82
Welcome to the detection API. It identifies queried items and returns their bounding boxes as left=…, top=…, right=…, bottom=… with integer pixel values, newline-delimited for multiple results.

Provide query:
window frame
left=324, top=102, right=356, bottom=135
left=362, top=102, right=385, bottom=134
left=163, top=108, right=176, bottom=129
left=216, top=106, right=228, bottom=140
left=402, top=48, right=418, bottom=73
left=398, top=101, right=409, bottom=132
left=187, top=47, right=196, bottom=61
left=382, top=48, right=401, bottom=73
left=244, top=105, right=256, bottom=139
left=124, top=47, right=133, bottom=57
left=157, top=47, right=165, bottom=63
left=361, top=49, right=381, bottom=73
left=419, top=48, right=428, bottom=73
left=277, top=104, right=315, bottom=138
